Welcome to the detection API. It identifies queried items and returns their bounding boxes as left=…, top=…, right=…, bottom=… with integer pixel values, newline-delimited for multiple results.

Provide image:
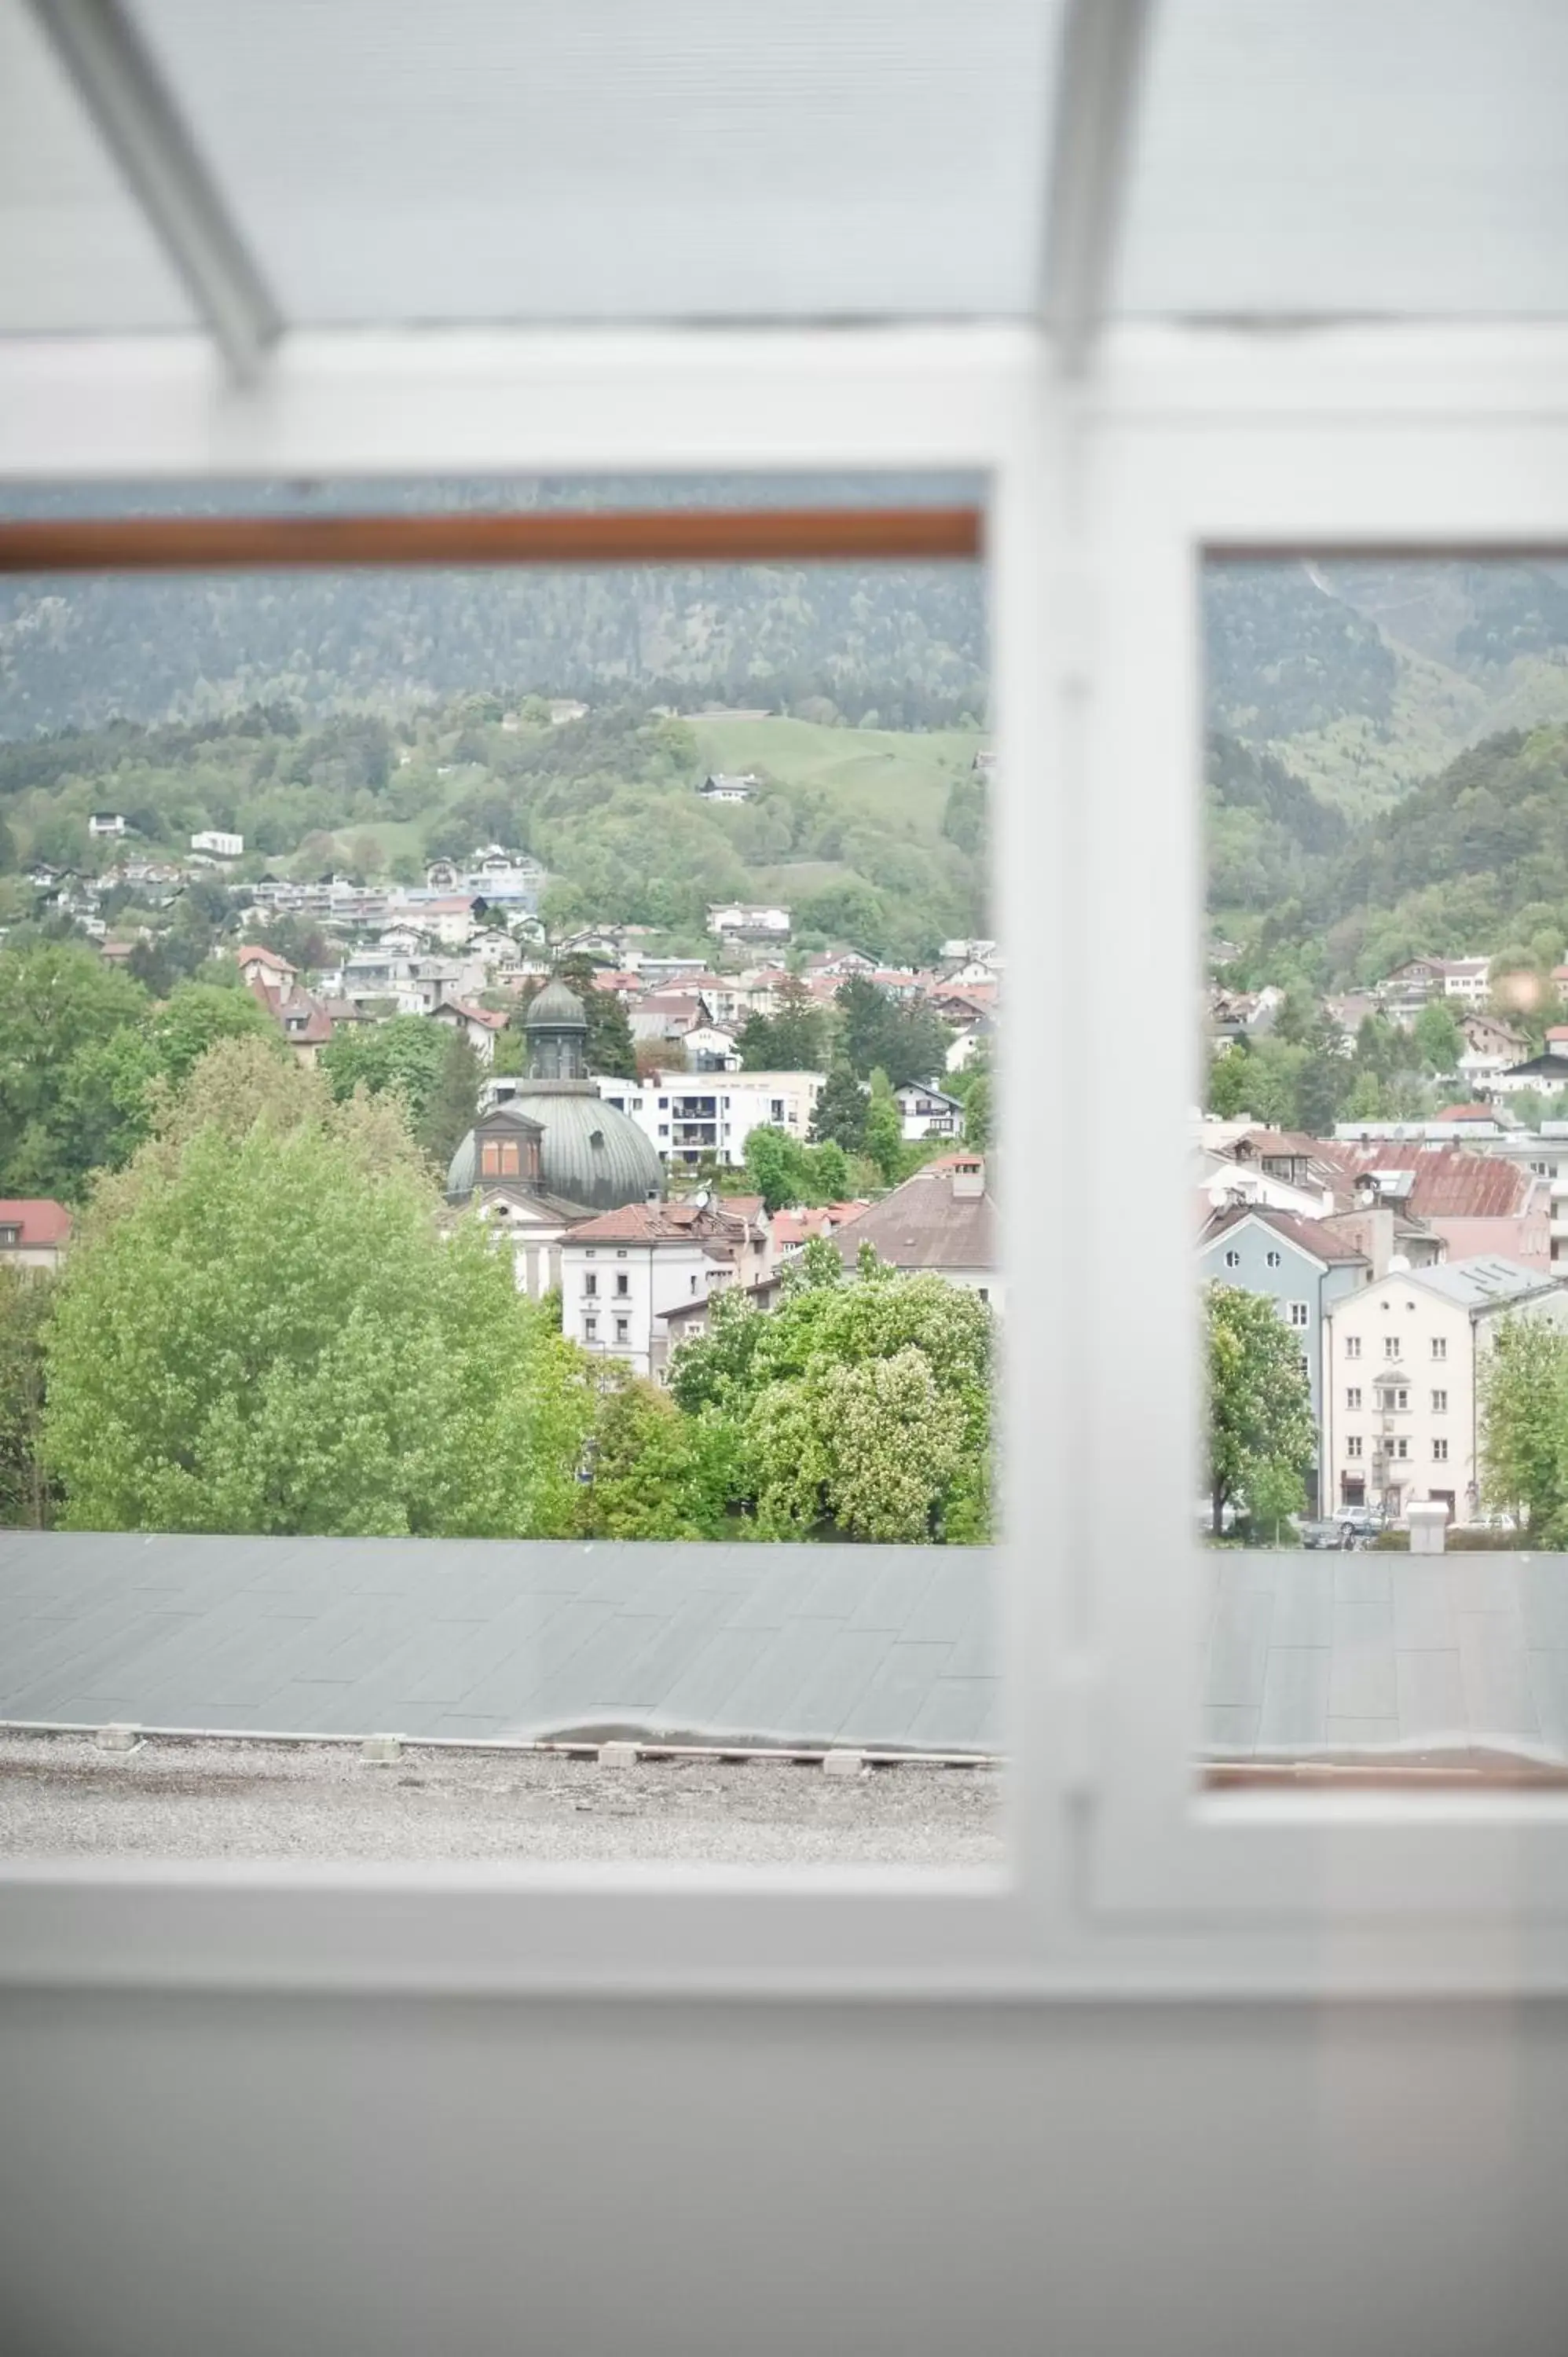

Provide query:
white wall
left=2, top=1990, right=1566, bottom=2356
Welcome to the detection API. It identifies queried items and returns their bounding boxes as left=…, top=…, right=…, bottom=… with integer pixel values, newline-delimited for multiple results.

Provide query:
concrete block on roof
left=598, top=1740, right=639, bottom=1768
left=360, top=1734, right=403, bottom=1764
left=822, top=1747, right=867, bottom=1778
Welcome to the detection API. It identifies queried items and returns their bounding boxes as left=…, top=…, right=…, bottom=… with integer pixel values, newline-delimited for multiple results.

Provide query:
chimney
left=951, top=1157, right=984, bottom=1201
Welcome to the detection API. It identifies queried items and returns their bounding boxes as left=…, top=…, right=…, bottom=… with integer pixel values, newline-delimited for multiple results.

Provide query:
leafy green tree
left=669, top=1248, right=991, bottom=1543
left=1413, top=997, right=1464, bottom=1076
left=0, top=941, right=149, bottom=1197
left=1479, top=1316, right=1568, bottom=1541
left=742, top=1124, right=815, bottom=1213
left=571, top=1371, right=732, bottom=1538
left=1343, top=1067, right=1384, bottom=1121
left=416, top=1029, right=484, bottom=1171
left=0, top=1267, right=55, bottom=1528
left=834, top=975, right=951, bottom=1086
left=1204, top=1283, right=1316, bottom=1538
left=738, top=975, right=830, bottom=1072
left=863, top=1072, right=904, bottom=1186
left=1207, top=1047, right=1251, bottom=1118
left=320, top=1014, right=449, bottom=1124
left=809, top=1063, right=869, bottom=1152
left=43, top=1100, right=589, bottom=1538
left=964, top=1072, right=992, bottom=1150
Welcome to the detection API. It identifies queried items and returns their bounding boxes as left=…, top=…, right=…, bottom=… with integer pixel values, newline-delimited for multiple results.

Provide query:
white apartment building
left=592, top=1069, right=825, bottom=1170
left=706, top=902, right=790, bottom=940
left=1441, top=957, right=1493, bottom=1003
left=87, top=812, right=126, bottom=838
left=191, top=829, right=244, bottom=857
left=559, top=1200, right=771, bottom=1380
left=1322, top=1256, right=1568, bottom=1524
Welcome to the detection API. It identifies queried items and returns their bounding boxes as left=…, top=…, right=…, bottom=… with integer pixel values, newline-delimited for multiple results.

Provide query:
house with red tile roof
left=0, top=1200, right=71, bottom=1274
left=560, top=1197, right=771, bottom=1379
left=430, top=996, right=507, bottom=1065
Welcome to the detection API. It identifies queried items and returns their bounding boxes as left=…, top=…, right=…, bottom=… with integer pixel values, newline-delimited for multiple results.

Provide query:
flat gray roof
left=1205, top=1549, right=1568, bottom=1760
left=0, top=1534, right=998, bottom=1754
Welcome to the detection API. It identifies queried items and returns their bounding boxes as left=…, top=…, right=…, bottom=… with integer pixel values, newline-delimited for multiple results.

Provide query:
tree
left=0, top=1267, right=55, bottom=1527
left=1478, top=1315, right=1568, bottom=1541
left=738, top=975, right=829, bottom=1072
left=0, top=940, right=149, bottom=1197
left=416, top=1029, right=483, bottom=1172
left=1413, top=997, right=1464, bottom=1076
left=1207, top=1046, right=1251, bottom=1119
left=320, top=1014, right=449, bottom=1124
left=571, top=1371, right=731, bottom=1538
left=863, top=1072, right=904, bottom=1186
left=43, top=1091, right=591, bottom=1538
left=963, top=1072, right=992, bottom=1151
left=742, top=1124, right=816, bottom=1214
left=668, top=1251, right=991, bottom=1543
left=834, top=976, right=950, bottom=1086
left=809, top=1063, right=868, bottom=1153
left=1204, top=1283, right=1316, bottom=1538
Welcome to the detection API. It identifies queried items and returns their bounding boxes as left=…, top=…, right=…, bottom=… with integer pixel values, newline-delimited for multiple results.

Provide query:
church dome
left=445, top=1088, right=663, bottom=1213
left=447, top=967, right=664, bottom=1213
left=525, top=977, right=588, bottom=1032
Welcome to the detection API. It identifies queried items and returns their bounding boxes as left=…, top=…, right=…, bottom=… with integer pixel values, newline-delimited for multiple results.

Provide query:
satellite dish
left=692, top=1187, right=711, bottom=1211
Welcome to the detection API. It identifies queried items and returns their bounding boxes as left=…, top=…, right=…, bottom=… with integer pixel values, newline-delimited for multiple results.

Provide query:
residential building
left=1323, top=1257, right=1568, bottom=1523
left=831, top=1153, right=998, bottom=1308
left=893, top=1079, right=966, bottom=1142
left=429, top=996, right=507, bottom=1065
left=593, top=1070, right=825, bottom=1170
left=630, top=992, right=713, bottom=1046
left=1199, top=1204, right=1372, bottom=1515
left=697, top=772, right=757, bottom=802
left=236, top=944, right=296, bottom=992
left=945, top=1014, right=994, bottom=1074
left=87, top=812, right=126, bottom=838
left=1441, top=956, right=1493, bottom=1003
left=0, top=1199, right=71, bottom=1273
left=191, top=829, right=244, bottom=858
left=706, top=901, right=790, bottom=940
left=1491, top=1041, right=1568, bottom=1098
left=562, top=1197, right=772, bottom=1379
left=682, top=1023, right=742, bottom=1072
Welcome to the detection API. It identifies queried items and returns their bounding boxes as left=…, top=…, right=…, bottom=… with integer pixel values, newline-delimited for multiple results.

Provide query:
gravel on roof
left=0, top=1732, right=1003, bottom=1868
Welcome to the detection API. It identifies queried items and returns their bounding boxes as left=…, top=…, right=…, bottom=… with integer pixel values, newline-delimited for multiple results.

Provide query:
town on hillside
left=0, top=804, right=998, bottom=1543
left=1203, top=946, right=1568, bottom=1546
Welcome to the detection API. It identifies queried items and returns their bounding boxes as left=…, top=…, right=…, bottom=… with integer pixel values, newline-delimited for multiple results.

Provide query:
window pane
left=1201, top=553, right=1568, bottom=1783
left=0, top=472, right=1001, bottom=1863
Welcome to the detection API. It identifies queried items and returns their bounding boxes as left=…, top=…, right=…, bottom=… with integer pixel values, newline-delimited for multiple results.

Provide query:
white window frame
left=1083, top=321, right=1568, bottom=1968
left=6, top=323, right=1568, bottom=1996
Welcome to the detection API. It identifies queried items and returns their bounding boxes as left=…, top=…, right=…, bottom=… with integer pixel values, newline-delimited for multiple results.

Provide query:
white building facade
left=1322, top=1258, right=1568, bottom=1523
left=592, top=1069, right=825, bottom=1170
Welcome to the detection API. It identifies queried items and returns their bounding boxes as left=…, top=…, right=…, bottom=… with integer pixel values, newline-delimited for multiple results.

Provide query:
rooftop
left=833, top=1157, right=993, bottom=1274
left=0, top=1198, right=71, bottom=1248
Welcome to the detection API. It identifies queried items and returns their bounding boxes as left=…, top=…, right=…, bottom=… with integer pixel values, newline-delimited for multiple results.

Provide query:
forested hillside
left=0, top=696, right=987, bottom=966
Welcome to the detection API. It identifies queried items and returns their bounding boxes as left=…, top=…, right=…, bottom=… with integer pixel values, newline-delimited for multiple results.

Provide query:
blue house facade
left=1199, top=1205, right=1371, bottom=1516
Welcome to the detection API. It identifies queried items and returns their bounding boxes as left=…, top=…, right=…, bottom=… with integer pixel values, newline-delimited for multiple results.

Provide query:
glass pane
left=1120, top=1, right=1568, bottom=321
left=0, top=474, right=1002, bottom=1863
left=134, top=0, right=1061, bottom=322
left=0, top=0, right=196, bottom=332
left=1201, top=552, right=1568, bottom=1786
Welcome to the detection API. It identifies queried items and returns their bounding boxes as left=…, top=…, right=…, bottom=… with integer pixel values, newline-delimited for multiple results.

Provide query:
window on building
left=1347, top=1435, right=1363, bottom=1459
left=615, top=1274, right=629, bottom=1296
left=584, top=1274, right=597, bottom=1296
left=1265, top=1250, right=1281, bottom=1268
left=1287, top=1301, right=1309, bottom=1328
left=1347, top=1387, right=1361, bottom=1409
left=584, top=1317, right=598, bottom=1341
left=1432, top=1389, right=1448, bottom=1412
left=1224, top=1249, right=1240, bottom=1269
left=615, top=1318, right=629, bottom=1343
left=1432, top=1337, right=1448, bottom=1360
left=1433, top=1438, right=1449, bottom=1461
left=1385, top=1336, right=1401, bottom=1359
left=1392, top=1438, right=1409, bottom=1461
